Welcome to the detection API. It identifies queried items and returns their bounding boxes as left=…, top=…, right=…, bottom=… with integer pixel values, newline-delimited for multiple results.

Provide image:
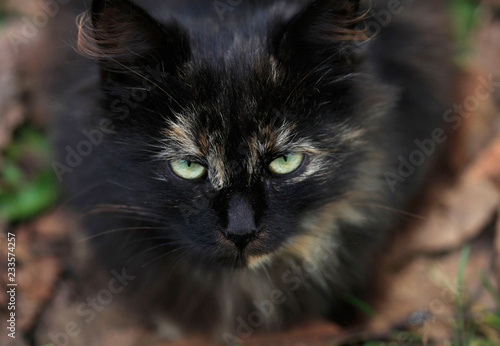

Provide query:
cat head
left=77, top=0, right=372, bottom=268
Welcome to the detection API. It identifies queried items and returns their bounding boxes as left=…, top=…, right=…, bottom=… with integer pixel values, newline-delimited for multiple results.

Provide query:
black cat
left=53, top=0, right=453, bottom=340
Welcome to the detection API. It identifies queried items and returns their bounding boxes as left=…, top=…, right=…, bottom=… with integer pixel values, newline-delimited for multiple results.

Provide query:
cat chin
left=211, top=230, right=282, bottom=269
left=246, top=253, right=274, bottom=270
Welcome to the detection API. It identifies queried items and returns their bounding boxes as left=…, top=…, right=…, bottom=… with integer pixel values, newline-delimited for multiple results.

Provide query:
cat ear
left=270, top=0, right=366, bottom=68
left=78, top=0, right=190, bottom=76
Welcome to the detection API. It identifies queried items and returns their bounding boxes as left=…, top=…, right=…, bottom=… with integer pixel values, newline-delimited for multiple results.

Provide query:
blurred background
left=0, top=0, right=499, bottom=345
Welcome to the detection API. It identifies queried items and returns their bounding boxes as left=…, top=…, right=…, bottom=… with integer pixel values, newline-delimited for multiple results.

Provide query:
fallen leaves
left=0, top=1, right=499, bottom=345
left=0, top=21, right=24, bottom=151
left=361, top=69, right=500, bottom=342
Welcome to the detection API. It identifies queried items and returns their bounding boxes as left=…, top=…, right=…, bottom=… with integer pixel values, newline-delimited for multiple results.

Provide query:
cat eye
left=268, top=153, right=304, bottom=175
left=170, top=159, right=207, bottom=180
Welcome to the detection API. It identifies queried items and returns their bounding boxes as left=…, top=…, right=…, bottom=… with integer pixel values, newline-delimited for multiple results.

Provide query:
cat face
left=80, top=0, right=367, bottom=268
left=151, top=62, right=361, bottom=268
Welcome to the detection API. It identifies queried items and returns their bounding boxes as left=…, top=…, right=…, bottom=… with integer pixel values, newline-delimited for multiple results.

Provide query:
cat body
left=53, top=0, right=453, bottom=339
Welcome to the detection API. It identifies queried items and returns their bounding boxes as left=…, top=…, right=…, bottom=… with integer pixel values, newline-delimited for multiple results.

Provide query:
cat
left=53, top=0, right=454, bottom=341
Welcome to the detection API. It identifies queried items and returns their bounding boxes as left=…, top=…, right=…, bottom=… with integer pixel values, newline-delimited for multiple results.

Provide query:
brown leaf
left=0, top=22, right=25, bottom=151
left=368, top=238, right=494, bottom=341
left=496, top=206, right=500, bottom=290
left=390, top=134, right=500, bottom=260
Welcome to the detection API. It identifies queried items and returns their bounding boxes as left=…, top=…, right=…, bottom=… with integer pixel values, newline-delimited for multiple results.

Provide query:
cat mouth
left=216, top=231, right=275, bottom=268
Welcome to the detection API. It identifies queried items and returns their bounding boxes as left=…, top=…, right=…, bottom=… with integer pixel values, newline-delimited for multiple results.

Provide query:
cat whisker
left=80, top=205, right=168, bottom=225
left=128, top=236, right=175, bottom=243
left=125, top=242, right=173, bottom=267
left=80, top=212, right=161, bottom=224
left=107, top=56, right=186, bottom=112
left=78, top=226, right=163, bottom=243
left=82, top=204, right=162, bottom=216
left=281, top=53, right=342, bottom=110
left=144, top=244, right=196, bottom=276
left=56, top=180, right=115, bottom=208
left=331, top=190, right=426, bottom=220
left=349, top=203, right=426, bottom=220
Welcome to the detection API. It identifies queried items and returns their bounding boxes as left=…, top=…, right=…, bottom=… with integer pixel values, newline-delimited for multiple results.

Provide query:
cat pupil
left=282, top=155, right=288, bottom=162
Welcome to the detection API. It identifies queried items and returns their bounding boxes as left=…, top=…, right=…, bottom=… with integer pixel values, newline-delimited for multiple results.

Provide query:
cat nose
left=223, top=230, right=257, bottom=250
left=223, top=194, right=257, bottom=249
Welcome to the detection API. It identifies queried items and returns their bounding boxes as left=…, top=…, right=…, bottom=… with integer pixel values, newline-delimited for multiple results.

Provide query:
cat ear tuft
left=77, top=0, right=190, bottom=74
left=270, top=0, right=367, bottom=67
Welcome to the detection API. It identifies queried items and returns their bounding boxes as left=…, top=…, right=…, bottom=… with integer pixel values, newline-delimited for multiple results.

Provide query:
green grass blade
left=342, top=293, right=375, bottom=317
left=455, top=245, right=471, bottom=345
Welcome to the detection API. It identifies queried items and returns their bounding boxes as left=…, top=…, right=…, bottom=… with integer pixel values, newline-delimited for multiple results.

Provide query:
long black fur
left=53, top=0, right=454, bottom=340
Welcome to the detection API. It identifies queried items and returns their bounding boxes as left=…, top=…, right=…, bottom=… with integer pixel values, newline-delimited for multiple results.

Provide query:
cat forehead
left=162, top=110, right=302, bottom=158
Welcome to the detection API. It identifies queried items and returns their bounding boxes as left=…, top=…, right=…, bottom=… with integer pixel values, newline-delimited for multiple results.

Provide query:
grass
left=343, top=293, right=376, bottom=318
left=451, top=246, right=500, bottom=345
left=356, top=3, right=497, bottom=343
left=474, top=273, right=500, bottom=343
left=449, top=0, right=480, bottom=65
left=353, top=245, right=499, bottom=345
left=0, top=124, right=60, bottom=223
left=453, top=244, right=471, bottom=344
left=0, top=3, right=6, bottom=27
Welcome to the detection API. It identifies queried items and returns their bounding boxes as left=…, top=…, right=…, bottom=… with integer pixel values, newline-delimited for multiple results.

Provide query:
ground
left=0, top=0, right=499, bottom=345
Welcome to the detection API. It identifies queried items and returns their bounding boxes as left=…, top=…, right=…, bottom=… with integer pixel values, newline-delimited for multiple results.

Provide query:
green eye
left=170, top=159, right=207, bottom=180
left=268, top=153, right=304, bottom=175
